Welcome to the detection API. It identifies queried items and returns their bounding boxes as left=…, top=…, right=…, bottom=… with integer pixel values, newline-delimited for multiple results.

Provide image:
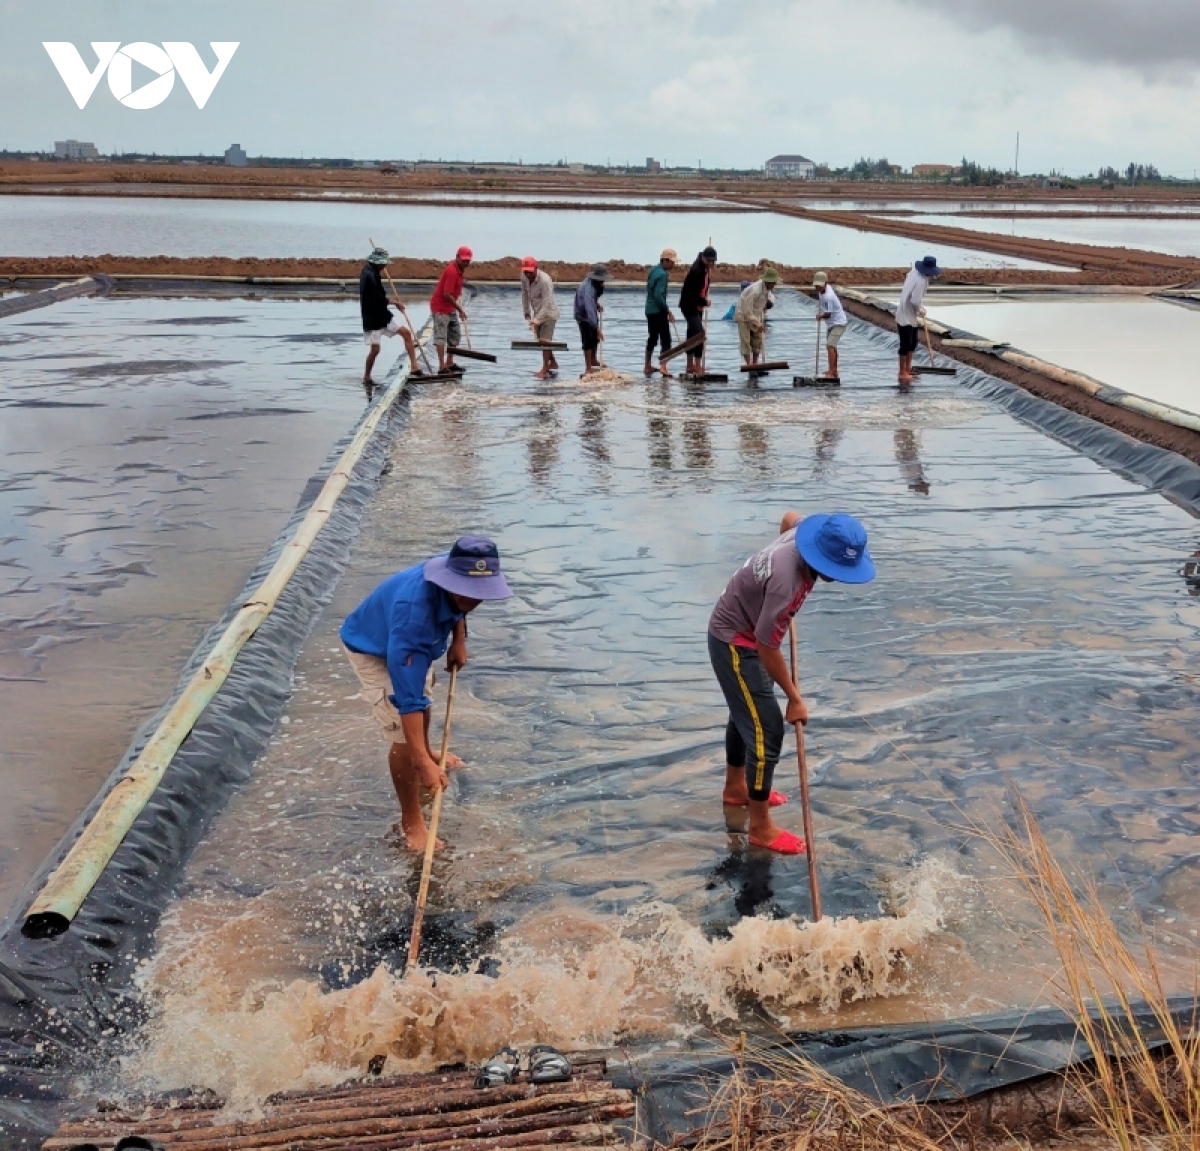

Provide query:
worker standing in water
left=813, top=271, right=847, bottom=382
left=707, top=511, right=875, bottom=854
left=679, top=246, right=717, bottom=377
left=520, top=256, right=561, bottom=380
left=574, top=264, right=609, bottom=376
left=644, top=247, right=677, bottom=378
left=733, top=268, right=779, bottom=372
left=896, top=255, right=941, bottom=384
left=340, top=536, right=512, bottom=851
left=430, top=246, right=473, bottom=374
left=360, top=247, right=422, bottom=386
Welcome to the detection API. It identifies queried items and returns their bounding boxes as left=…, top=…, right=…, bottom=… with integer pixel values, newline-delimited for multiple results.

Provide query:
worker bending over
left=708, top=511, right=875, bottom=854
left=896, top=255, right=941, bottom=384
left=340, top=536, right=512, bottom=851
left=734, top=268, right=780, bottom=371
left=574, top=264, right=609, bottom=376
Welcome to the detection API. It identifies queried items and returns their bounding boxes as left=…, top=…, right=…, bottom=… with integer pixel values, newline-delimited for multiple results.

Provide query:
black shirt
left=360, top=264, right=392, bottom=331
left=679, top=256, right=711, bottom=318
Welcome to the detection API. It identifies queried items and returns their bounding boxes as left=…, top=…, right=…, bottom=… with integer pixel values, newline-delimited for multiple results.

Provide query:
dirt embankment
left=835, top=292, right=1200, bottom=467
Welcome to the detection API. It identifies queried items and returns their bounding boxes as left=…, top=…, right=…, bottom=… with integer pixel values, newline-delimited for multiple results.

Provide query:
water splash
left=123, top=857, right=958, bottom=1110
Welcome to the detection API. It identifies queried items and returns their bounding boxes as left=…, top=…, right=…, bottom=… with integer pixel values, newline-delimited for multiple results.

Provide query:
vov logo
left=43, top=42, right=239, bottom=110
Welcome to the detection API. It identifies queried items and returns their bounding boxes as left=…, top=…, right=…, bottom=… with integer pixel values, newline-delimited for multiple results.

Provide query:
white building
left=224, top=143, right=248, bottom=167
left=54, top=140, right=99, bottom=160
left=765, top=154, right=815, bottom=180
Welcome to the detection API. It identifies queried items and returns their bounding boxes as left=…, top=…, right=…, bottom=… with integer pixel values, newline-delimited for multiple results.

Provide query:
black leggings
left=645, top=312, right=671, bottom=359
left=708, top=633, right=785, bottom=801
left=898, top=324, right=919, bottom=355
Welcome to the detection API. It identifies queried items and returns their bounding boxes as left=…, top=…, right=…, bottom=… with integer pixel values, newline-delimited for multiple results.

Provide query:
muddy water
left=123, top=287, right=1200, bottom=1106
left=0, top=296, right=417, bottom=916
left=0, top=194, right=1054, bottom=269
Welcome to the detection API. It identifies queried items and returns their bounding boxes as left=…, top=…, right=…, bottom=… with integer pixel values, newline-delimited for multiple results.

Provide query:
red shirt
left=431, top=262, right=464, bottom=315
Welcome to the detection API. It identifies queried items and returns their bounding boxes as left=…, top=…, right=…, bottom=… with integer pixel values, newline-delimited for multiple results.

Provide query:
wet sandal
left=527, top=1044, right=572, bottom=1084
left=750, top=830, right=807, bottom=855
left=727, top=790, right=788, bottom=808
left=475, top=1046, right=521, bottom=1088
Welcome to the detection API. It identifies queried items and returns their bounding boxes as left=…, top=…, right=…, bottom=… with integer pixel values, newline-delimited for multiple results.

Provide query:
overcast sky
left=4, top=0, right=1199, bottom=176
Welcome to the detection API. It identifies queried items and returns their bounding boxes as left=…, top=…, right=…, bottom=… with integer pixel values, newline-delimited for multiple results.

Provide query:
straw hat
left=660, top=247, right=678, bottom=261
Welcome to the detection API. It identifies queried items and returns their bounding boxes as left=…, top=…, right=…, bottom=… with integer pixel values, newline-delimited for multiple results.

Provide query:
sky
left=3, top=0, right=1200, bottom=177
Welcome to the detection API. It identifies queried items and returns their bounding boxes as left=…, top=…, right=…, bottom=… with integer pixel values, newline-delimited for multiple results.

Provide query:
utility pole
left=1014, top=131, right=1020, bottom=176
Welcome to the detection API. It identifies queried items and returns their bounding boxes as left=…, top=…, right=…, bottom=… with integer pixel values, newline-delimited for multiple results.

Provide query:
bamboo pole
left=788, top=620, right=823, bottom=921
left=406, top=665, right=458, bottom=972
left=23, top=327, right=432, bottom=939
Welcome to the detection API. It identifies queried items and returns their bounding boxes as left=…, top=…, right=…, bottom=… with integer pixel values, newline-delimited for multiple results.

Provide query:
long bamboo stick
left=23, top=328, right=431, bottom=939
left=406, top=664, right=458, bottom=971
left=789, top=620, right=823, bottom=921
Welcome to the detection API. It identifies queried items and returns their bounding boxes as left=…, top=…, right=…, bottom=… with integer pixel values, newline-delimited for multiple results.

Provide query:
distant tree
left=959, top=157, right=1005, bottom=186
left=1097, top=165, right=1120, bottom=181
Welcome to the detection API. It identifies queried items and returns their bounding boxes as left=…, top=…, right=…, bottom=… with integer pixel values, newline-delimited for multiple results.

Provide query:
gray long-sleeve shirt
left=574, top=277, right=601, bottom=328
left=521, top=269, right=560, bottom=324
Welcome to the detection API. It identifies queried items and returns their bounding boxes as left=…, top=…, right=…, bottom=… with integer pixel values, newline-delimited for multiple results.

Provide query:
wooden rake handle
left=406, top=664, right=458, bottom=971
left=789, top=620, right=823, bottom=921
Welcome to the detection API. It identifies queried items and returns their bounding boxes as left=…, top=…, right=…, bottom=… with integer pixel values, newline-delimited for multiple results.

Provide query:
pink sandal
left=749, top=829, right=807, bottom=855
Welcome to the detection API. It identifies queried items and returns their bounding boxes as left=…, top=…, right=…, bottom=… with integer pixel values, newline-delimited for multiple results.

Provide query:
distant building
left=912, top=163, right=955, bottom=178
left=765, top=154, right=814, bottom=179
left=646, top=157, right=661, bottom=174
left=54, top=140, right=99, bottom=160
left=224, top=143, right=248, bottom=167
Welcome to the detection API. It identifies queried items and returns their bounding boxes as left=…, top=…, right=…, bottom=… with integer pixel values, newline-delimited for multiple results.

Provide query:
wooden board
left=739, top=360, right=790, bottom=373
left=793, top=376, right=841, bottom=387
left=681, top=372, right=729, bottom=382
left=659, top=332, right=705, bottom=363
left=512, top=339, right=569, bottom=350
left=912, top=364, right=958, bottom=375
left=449, top=346, right=498, bottom=363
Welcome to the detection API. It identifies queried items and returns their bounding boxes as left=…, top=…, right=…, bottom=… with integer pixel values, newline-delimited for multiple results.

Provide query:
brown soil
left=837, top=293, right=1200, bottom=467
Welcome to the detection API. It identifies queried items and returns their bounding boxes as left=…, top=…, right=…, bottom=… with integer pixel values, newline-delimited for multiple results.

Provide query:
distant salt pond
left=0, top=194, right=1058, bottom=269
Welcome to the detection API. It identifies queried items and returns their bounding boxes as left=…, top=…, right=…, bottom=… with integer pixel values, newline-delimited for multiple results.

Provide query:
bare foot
left=403, top=824, right=445, bottom=853
left=534, top=368, right=549, bottom=380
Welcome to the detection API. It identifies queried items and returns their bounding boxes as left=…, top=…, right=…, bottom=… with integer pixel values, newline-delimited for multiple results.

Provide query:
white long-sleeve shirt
left=734, top=280, right=772, bottom=326
left=895, top=267, right=929, bottom=327
left=521, top=269, right=560, bottom=324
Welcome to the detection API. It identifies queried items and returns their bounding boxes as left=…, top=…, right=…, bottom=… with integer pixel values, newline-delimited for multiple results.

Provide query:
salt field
left=0, top=194, right=1054, bottom=268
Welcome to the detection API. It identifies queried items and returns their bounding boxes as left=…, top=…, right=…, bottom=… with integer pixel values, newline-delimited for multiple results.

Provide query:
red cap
left=456, top=246, right=474, bottom=261
left=520, top=256, right=537, bottom=272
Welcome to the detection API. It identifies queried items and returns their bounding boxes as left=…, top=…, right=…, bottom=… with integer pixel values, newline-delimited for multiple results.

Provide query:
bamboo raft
left=44, top=1058, right=636, bottom=1151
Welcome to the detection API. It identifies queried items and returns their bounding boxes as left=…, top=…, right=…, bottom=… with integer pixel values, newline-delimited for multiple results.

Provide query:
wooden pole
left=406, top=665, right=458, bottom=972
left=788, top=619, right=823, bottom=920
left=813, top=314, right=822, bottom=380
left=921, top=316, right=937, bottom=368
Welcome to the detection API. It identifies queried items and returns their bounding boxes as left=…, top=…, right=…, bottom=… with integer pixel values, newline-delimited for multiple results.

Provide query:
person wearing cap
left=644, top=248, right=677, bottom=378
left=813, top=271, right=847, bottom=382
left=708, top=510, right=875, bottom=854
left=520, top=257, right=561, bottom=380
left=430, top=246, right=473, bottom=374
left=574, top=264, right=609, bottom=376
left=896, top=255, right=941, bottom=384
left=733, top=268, right=780, bottom=370
left=679, top=246, right=717, bottom=376
left=340, top=536, right=512, bottom=851
left=360, top=247, right=423, bottom=386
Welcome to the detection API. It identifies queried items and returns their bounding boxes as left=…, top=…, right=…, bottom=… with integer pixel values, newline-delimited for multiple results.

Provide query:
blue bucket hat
left=914, top=255, right=942, bottom=277
left=795, top=514, right=875, bottom=584
left=424, top=535, right=512, bottom=600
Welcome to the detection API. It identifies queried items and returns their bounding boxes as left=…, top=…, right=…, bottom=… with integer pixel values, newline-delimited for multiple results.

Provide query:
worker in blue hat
left=896, top=255, right=941, bottom=384
left=340, top=536, right=512, bottom=851
left=708, top=510, right=875, bottom=854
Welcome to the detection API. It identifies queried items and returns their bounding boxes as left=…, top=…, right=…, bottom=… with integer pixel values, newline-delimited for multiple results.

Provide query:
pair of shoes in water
left=475, top=1044, right=572, bottom=1088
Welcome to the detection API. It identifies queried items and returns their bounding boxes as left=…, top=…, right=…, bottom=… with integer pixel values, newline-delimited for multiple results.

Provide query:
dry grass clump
left=685, top=796, right=1199, bottom=1151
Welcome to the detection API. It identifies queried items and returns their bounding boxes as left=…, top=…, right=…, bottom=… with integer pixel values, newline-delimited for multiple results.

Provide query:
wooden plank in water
left=739, top=360, right=790, bottom=373
left=659, top=332, right=704, bottom=363
left=512, top=340, right=569, bottom=350
left=450, top=347, right=499, bottom=363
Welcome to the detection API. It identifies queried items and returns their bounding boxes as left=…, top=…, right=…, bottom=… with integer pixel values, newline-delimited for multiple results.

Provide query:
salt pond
left=0, top=295, right=407, bottom=915
left=117, top=286, right=1200, bottom=1105
left=0, top=194, right=1054, bottom=268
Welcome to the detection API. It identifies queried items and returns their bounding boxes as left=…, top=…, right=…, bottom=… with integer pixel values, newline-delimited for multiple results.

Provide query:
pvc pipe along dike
left=21, top=323, right=432, bottom=939
left=841, top=288, right=1200, bottom=438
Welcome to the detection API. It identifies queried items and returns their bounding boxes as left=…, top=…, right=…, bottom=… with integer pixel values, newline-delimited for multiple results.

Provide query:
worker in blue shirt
left=340, top=535, right=512, bottom=851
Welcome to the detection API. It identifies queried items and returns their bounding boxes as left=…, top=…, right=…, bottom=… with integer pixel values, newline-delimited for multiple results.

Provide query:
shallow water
left=909, top=211, right=1200, bottom=257
left=0, top=296, right=416, bottom=915
left=121, top=286, right=1200, bottom=1105
left=0, top=194, right=1053, bottom=269
left=921, top=293, right=1200, bottom=418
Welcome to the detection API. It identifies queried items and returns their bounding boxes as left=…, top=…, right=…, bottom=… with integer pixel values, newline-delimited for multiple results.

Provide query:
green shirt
left=645, top=264, right=669, bottom=315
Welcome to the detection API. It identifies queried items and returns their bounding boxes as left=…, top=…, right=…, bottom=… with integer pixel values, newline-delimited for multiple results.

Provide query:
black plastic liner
left=619, top=995, right=1200, bottom=1146
left=0, top=361, right=412, bottom=1147
left=0, top=275, right=106, bottom=319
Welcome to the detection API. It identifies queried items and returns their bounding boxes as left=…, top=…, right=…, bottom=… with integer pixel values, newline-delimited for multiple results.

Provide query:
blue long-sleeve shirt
left=574, top=277, right=600, bottom=327
left=340, top=562, right=463, bottom=714
left=645, top=264, right=669, bottom=315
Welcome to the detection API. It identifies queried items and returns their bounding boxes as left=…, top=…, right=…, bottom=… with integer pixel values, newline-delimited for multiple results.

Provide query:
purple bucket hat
left=424, top=535, right=512, bottom=600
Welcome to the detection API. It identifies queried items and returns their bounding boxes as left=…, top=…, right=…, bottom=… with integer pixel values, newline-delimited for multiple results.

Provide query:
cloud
left=902, top=0, right=1200, bottom=74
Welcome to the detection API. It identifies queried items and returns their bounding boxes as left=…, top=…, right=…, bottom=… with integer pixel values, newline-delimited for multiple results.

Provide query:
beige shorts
left=342, top=643, right=434, bottom=743
left=533, top=318, right=557, bottom=342
left=737, top=320, right=763, bottom=358
left=364, top=314, right=403, bottom=346
left=826, top=324, right=847, bottom=348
